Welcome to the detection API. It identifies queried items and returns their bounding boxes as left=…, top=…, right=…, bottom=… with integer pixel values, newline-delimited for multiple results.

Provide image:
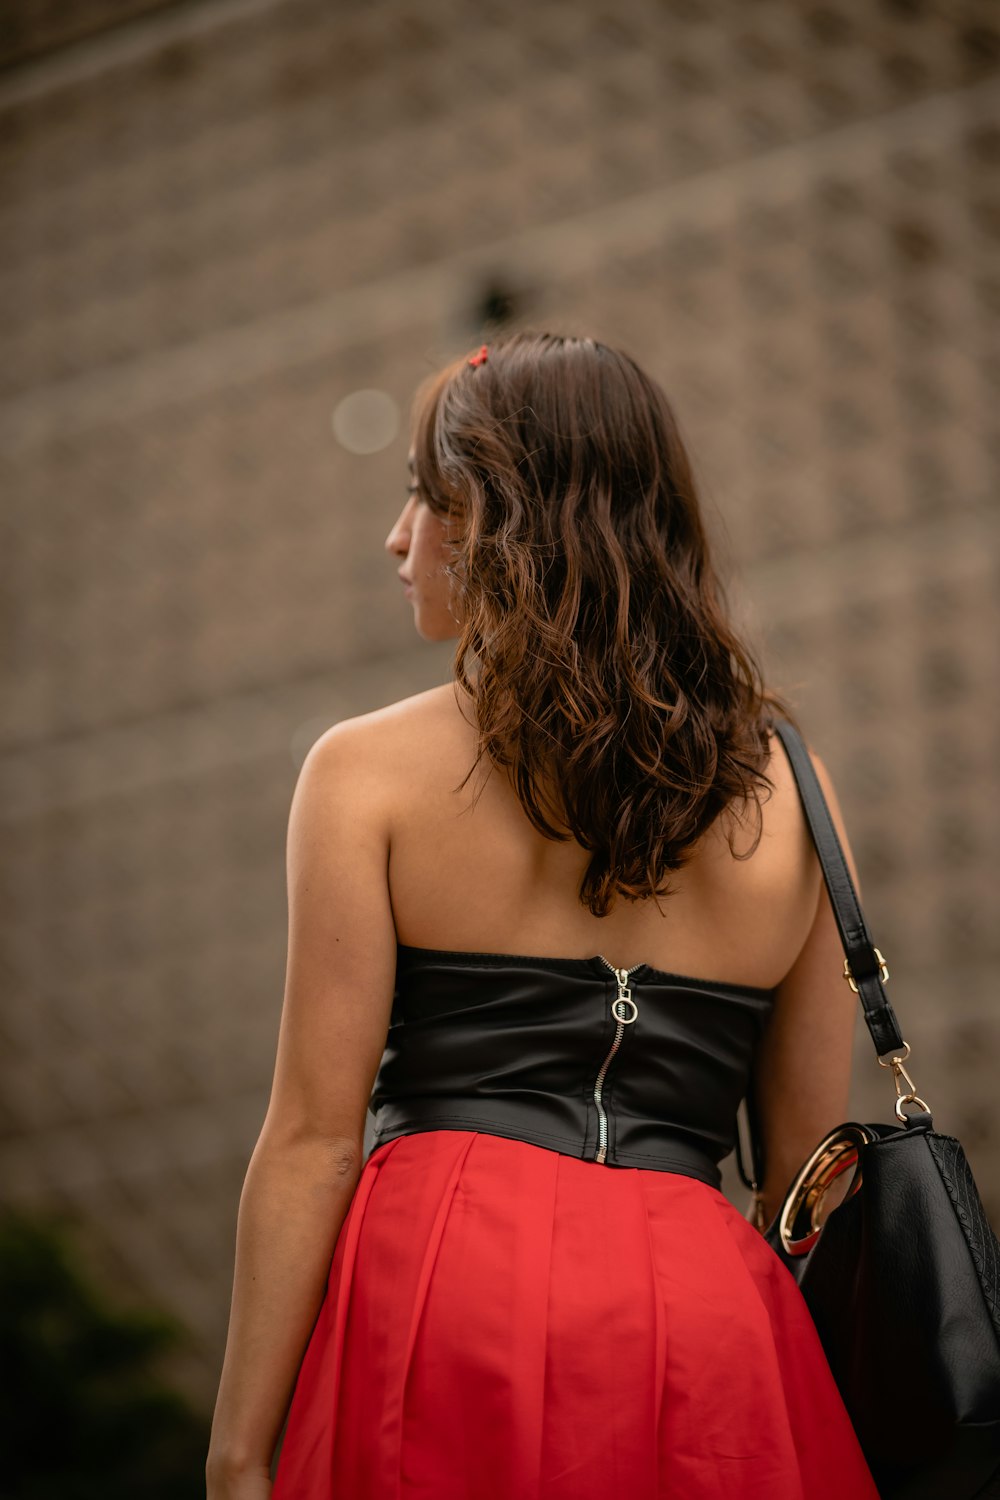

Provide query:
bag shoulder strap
left=736, top=716, right=909, bottom=1196
left=770, top=717, right=904, bottom=1059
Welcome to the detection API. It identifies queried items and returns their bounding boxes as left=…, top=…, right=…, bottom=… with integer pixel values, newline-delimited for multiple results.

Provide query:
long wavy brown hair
left=410, top=330, right=801, bottom=918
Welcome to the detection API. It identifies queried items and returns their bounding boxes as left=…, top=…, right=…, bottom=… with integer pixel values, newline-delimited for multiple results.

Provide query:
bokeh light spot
left=331, top=389, right=399, bottom=454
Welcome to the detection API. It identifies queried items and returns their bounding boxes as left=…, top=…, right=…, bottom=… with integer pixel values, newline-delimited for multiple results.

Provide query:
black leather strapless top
left=368, top=944, right=776, bottom=1190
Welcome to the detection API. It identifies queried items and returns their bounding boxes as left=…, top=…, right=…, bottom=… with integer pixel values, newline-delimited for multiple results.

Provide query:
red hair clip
left=468, top=344, right=489, bottom=367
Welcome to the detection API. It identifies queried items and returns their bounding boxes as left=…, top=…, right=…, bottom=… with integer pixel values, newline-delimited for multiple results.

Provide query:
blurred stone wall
left=1, top=0, right=998, bottom=1410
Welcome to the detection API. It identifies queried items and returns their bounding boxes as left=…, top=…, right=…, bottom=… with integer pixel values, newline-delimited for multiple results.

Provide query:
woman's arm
left=752, top=745, right=869, bottom=1229
left=207, top=719, right=398, bottom=1494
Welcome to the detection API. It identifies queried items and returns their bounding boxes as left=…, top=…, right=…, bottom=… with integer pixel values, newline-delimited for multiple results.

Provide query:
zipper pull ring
left=613, top=969, right=638, bottom=1024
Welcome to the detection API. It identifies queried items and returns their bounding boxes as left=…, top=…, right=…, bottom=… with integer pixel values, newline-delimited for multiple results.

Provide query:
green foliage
left=0, top=1206, right=211, bottom=1499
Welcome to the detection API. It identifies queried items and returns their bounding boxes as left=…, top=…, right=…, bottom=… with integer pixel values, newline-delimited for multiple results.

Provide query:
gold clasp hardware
left=842, top=946, right=889, bottom=993
left=877, top=1040, right=931, bottom=1123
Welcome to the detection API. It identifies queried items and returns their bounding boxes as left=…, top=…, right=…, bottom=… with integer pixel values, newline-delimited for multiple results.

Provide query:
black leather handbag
left=737, top=718, right=1000, bottom=1500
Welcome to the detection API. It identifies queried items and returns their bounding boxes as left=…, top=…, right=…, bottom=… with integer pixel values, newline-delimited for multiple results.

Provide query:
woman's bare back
left=380, top=682, right=822, bottom=994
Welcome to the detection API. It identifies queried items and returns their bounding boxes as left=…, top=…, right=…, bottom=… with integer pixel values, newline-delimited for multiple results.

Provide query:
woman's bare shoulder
left=303, top=683, right=471, bottom=789
left=313, top=683, right=459, bottom=742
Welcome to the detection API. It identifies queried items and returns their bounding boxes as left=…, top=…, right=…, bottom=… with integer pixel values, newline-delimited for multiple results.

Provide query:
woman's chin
left=411, top=606, right=460, bottom=643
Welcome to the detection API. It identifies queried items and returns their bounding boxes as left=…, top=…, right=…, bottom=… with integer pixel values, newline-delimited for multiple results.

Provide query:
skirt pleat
left=271, top=1129, right=880, bottom=1500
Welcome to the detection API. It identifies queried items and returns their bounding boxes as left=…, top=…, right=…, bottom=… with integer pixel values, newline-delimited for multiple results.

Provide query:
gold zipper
left=592, top=956, right=641, bottom=1164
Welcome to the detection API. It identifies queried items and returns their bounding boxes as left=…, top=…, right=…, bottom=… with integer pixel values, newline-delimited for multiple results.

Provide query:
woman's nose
left=385, top=517, right=407, bottom=556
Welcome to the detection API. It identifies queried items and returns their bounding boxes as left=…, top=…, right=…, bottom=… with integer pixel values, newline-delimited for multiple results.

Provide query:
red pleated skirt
left=271, top=1128, right=880, bottom=1499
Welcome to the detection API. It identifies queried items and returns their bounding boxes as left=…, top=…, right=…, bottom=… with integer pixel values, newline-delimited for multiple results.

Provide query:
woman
left=207, top=332, right=880, bottom=1498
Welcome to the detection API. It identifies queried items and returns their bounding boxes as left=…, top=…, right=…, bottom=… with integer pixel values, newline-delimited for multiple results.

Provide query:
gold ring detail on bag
left=778, top=1123, right=876, bottom=1258
left=894, top=1091, right=931, bottom=1123
left=843, top=947, right=889, bottom=992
